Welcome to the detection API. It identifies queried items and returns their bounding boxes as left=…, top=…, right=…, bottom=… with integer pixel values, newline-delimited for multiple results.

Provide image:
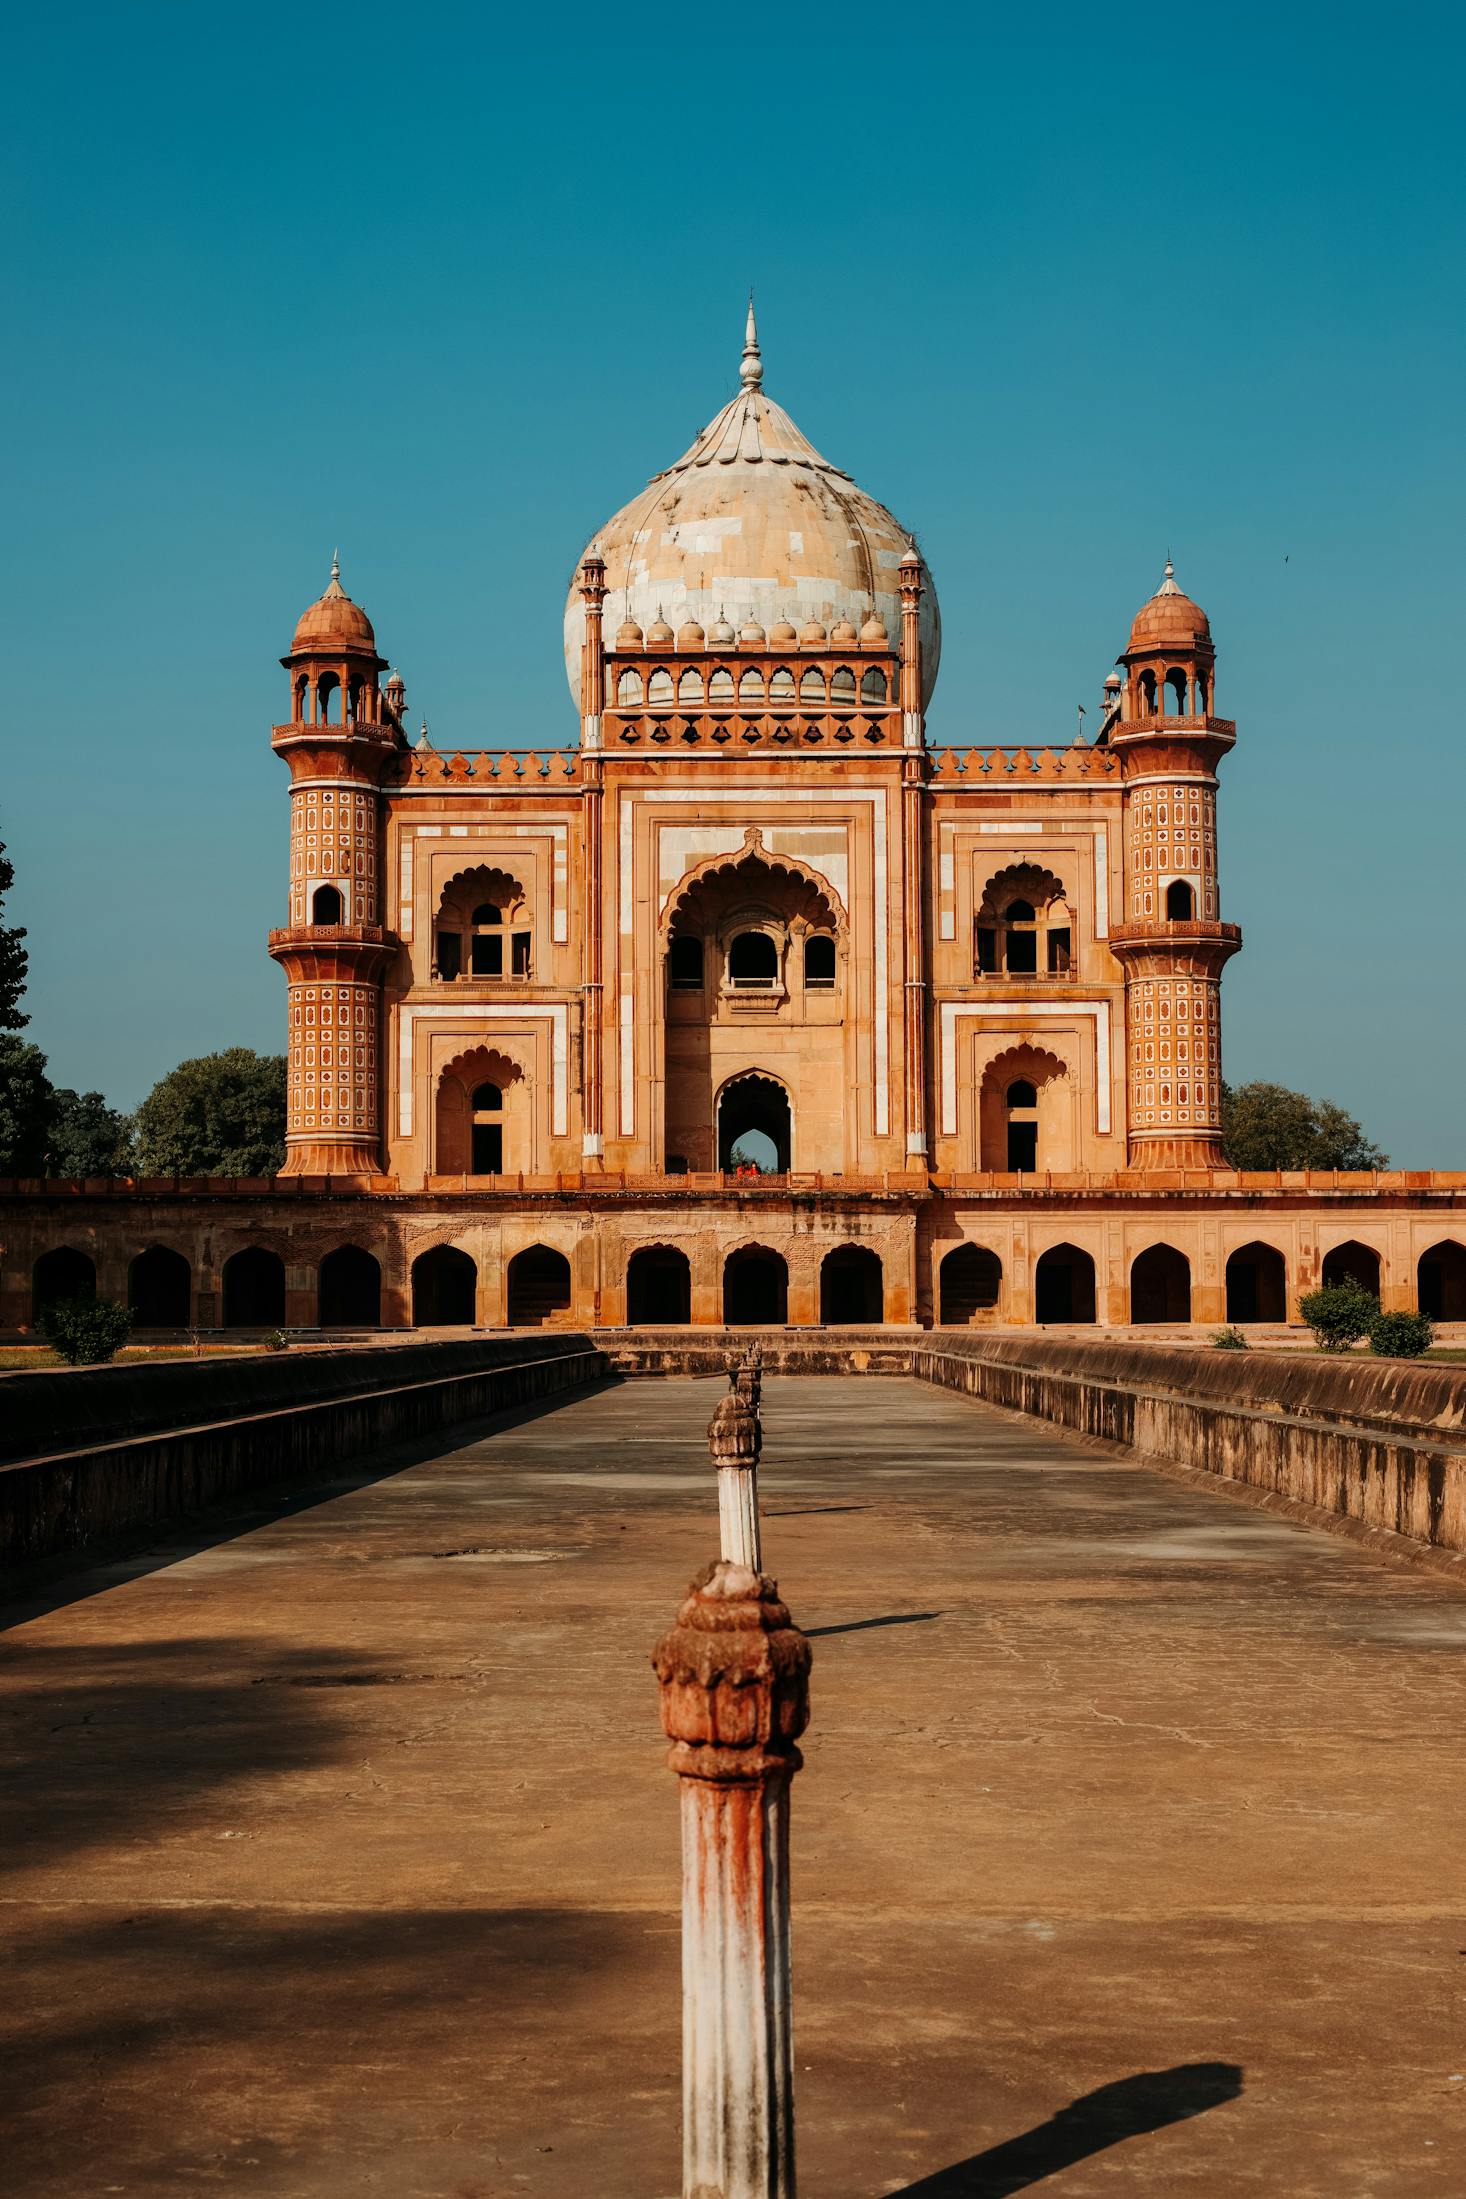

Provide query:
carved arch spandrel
left=660, top=829, right=847, bottom=938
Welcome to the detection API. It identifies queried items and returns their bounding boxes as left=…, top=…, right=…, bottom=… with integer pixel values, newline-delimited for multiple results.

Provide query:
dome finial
left=740, top=292, right=763, bottom=389
left=331, top=547, right=341, bottom=582
left=1157, top=552, right=1180, bottom=597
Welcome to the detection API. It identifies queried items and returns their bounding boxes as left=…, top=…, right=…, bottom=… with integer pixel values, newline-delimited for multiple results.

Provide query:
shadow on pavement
left=807, top=1612, right=942, bottom=1637
left=890, top=2061, right=1244, bottom=2194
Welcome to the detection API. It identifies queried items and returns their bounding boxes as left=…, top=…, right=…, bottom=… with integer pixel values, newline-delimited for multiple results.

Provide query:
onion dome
left=290, top=553, right=377, bottom=656
left=709, top=609, right=736, bottom=645
left=677, top=618, right=706, bottom=647
left=859, top=612, right=888, bottom=645
left=800, top=618, right=827, bottom=644
left=829, top=615, right=858, bottom=643
left=1128, top=559, right=1211, bottom=652
left=615, top=615, right=645, bottom=648
left=770, top=616, right=798, bottom=644
left=565, top=302, right=940, bottom=706
left=739, top=615, right=766, bottom=644
left=647, top=608, right=675, bottom=644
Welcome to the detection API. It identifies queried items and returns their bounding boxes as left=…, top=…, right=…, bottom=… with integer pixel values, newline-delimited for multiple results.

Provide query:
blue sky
left=5, top=2, right=1462, bottom=1161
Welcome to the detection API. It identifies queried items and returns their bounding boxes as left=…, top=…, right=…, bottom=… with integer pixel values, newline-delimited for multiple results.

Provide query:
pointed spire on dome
left=1156, top=554, right=1181, bottom=597
left=740, top=293, right=763, bottom=390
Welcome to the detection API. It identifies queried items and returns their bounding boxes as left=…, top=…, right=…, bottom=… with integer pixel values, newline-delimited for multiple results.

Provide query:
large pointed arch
left=661, top=830, right=846, bottom=938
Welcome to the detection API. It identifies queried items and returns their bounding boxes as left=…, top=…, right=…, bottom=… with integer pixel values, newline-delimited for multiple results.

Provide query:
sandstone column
left=711, top=1376, right=762, bottom=1570
left=653, top=1561, right=811, bottom=2199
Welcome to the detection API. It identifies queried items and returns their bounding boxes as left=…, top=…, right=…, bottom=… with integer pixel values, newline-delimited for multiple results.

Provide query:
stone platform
left=3, top=1376, right=1463, bottom=2194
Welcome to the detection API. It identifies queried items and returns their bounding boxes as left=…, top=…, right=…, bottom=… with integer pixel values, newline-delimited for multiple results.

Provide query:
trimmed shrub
left=40, top=1294, right=133, bottom=1366
left=1212, top=1326, right=1250, bottom=1350
left=1368, top=1309, right=1434, bottom=1359
left=262, top=1328, right=289, bottom=1353
left=1298, top=1281, right=1378, bottom=1351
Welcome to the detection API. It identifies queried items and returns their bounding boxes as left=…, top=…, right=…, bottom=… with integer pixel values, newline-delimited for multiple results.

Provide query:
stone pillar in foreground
left=653, top=1561, right=812, bottom=2199
left=712, top=1382, right=763, bottom=1571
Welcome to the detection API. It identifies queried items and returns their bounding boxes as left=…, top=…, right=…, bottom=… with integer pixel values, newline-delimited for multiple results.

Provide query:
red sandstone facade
left=4, top=314, right=1463, bottom=1334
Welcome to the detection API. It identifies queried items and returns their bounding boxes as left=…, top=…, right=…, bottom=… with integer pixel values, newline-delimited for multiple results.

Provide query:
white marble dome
left=564, top=310, right=941, bottom=709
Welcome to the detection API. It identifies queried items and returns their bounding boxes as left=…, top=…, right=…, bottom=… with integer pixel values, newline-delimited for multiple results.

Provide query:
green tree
left=1222, top=1082, right=1387, bottom=1171
left=0, top=835, right=28, bottom=1030
left=47, top=1087, right=134, bottom=1177
left=0, top=1034, right=54, bottom=1174
left=132, top=1048, right=287, bottom=1177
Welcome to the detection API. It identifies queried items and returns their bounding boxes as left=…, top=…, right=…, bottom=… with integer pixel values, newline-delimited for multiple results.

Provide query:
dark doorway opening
left=1131, top=1243, right=1191, bottom=1323
left=222, top=1247, right=286, bottom=1327
left=718, top=1074, right=792, bottom=1173
left=723, top=1246, right=788, bottom=1325
left=1007, top=1121, right=1038, bottom=1171
left=1321, top=1240, right=1381, bottom=1295
left=1418, top=1239, right=1466, bottom=1320
left=128, top=1245, right=190, bottom=1327
left=1226, top=1241, right=1287, bottom=1323
left=939, top=1243, right=1002, bottom=1324
left=1034, top=1242, right=1097, bottom=1324
left=32, top=1246, right=97, bottom=1322
left=507, top=1245, right=572, bottom=1327
left=319, top=1244, right=381, bottom=1326
left=412, top=1245, right=476, bottom=1325
left=627, top=1245, right=692, bottom=1325
left=820, top=1245, right=883, bottom=1324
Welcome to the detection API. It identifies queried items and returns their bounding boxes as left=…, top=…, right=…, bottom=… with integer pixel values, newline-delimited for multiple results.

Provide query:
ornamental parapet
left=931, top=743, right=1120, bottom=782
left=388, top=749, right=581, bottom=784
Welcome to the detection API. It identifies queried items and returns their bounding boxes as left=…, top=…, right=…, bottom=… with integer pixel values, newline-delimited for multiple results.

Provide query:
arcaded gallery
left=4, top=312, right=1462, bottom=1332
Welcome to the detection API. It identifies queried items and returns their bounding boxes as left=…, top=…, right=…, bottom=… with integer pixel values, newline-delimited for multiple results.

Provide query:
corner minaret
left=1108, top=561, right=1242, bottom=1169
left=268, top=557, right=395, bottom=1178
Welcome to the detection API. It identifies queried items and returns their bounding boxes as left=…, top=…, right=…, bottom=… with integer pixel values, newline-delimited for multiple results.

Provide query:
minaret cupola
left=282, top=554, right=388, bottom=728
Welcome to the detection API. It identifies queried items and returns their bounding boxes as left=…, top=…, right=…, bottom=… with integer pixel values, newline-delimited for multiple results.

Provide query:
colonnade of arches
left=21, top=1235, right=1466, bottom=1333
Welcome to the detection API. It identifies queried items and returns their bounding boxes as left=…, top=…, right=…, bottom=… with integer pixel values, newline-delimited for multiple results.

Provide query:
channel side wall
left=606, top=1330, right=1466, bottom=1562
left=0, top=1336, right=605, bottom=1582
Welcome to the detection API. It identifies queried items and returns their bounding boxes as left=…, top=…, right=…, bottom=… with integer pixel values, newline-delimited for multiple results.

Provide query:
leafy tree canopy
left=1222, top=1081, right=1387, bottom=1172
left=0, top=1036, right=54, bottom=1174
left=132, top=1048, right=287, bottom=1178
left=0, top=834, right=30, bottom=1030
left=47, top=1088, right=135, bottom=1178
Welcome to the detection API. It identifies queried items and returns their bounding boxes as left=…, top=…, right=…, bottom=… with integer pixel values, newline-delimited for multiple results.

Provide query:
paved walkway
left=4, top=1376, right=1465, bottom=2196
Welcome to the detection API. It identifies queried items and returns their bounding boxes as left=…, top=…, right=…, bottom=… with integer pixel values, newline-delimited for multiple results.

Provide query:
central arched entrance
left=507, top=1245, right=573, bottom=1327
left=723, top=1245, right=788, bottom=1325
left=819, top=1245, right=883, bottom=1324
left=412, top=1245, right=476, bottom=1326
left=718, top=1073, right=791, bottom=1174
left=1130, top=1243, right=1191, bottom=1324
left=627, top=1245, right=692, bottom=1325
left=1034, top=1242, right=1097, bottom=1324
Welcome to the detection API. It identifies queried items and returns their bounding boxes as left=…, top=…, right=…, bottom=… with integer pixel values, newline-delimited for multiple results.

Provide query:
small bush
left=262, top=1328, right=289, bottom=1353
left=1212, top=1326, right=1250, bottom=1350
left=1298, top=1281, right=1378, bottom=1351
left=1368, top=1309, right=1434, bottom=1359
left=40, top=1295, right=133, bottom=1366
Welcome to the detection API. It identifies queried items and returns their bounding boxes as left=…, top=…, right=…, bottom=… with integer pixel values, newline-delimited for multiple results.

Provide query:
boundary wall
left=0, top=1334, right=603, bottom=1582
left=607, top=1330, right=1466, bottom=1563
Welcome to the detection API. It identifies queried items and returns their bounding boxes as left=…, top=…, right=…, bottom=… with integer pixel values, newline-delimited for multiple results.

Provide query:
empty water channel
left=3, top=1374, right=1464, bottom=2197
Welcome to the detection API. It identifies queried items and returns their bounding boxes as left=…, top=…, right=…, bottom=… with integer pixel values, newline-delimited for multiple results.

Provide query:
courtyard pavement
left=3, top=1374, right=1464, bottom=2196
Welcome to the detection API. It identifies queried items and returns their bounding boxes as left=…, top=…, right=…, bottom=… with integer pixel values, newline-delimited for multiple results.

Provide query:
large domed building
left=564, top=306, right=941, bottom=710
left=11, top=308, right=1456, bottom=1345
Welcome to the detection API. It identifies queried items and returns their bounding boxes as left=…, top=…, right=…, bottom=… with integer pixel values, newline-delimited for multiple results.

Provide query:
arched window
left=317, top=673, right=341, bottom=725
left=471, top=903, right=503, bottom=977
left=831, top=667, right=857, bottom=707
left=718, top=1073, right=791, bottom=1173
left=728, top=931, right=779, bottom=989
left=1006, top=1078, right=1038, bottom=1109
left=804, top=934, right=836, bottom=989
left=770, top=666, right=796, bottom=701
left=739, top=668, right=765, bottom=704
left=709, top=667, right=734, bottom=704
left=799, top=668, right=826, bottom=703
left=470, top=1082, right=502, bottom=1175
left=860, top=667, right=887, bottom=704
left=617, top=668, right=643, bottom=707
left=311, top=883, right=343, bottom=925
left=1003, top=899, right=1038, bottom=973
left=1166, top=668, right=1188, bottom=715
left=1138, top=669, right=1158, bottom=716
left=294, top=676, right=309, bottom=722
left=1165, top=879, right=1195, bottom=920
left=648, top=668, right=673, bottom=706
left=1195, top=672, right=1210, bottom=714
left=669, top=934, right=704, bottom=990
left=678, top=668, right=703, bottom=707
